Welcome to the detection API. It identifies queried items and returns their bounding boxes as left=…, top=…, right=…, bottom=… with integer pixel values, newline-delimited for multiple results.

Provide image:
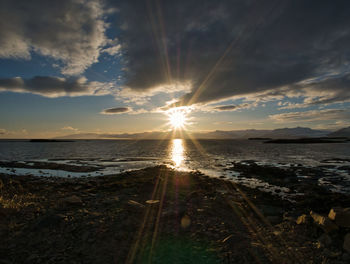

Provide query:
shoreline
left=1, top=165, right=350, bottom=263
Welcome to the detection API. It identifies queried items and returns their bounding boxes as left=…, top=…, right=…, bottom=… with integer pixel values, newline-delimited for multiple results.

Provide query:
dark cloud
left=214, top=105, right=237, bottom=111
left=113, top=0, right=350, bottom=105
left=102, top=107, right=130, bottom=114
left=0, top=0, right=115, bottom=75
left=0, top=76, right=110, bottom=97
left=1, top=0, right=350, bottom=107
left=210, top=102, right=257, bottom=112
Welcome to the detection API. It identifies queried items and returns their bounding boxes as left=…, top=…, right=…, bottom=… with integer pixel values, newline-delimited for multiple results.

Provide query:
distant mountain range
left=56, top=126, right=350, bottom=140
left=328, top=127, right=350, bottom=138
left=193, top=127, right=332, bottom=139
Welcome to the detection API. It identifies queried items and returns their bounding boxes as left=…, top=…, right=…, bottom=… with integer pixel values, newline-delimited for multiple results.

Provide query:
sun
left=169, top=111, right=186, bottom=128
left=166, top=107, right=189, bottom=129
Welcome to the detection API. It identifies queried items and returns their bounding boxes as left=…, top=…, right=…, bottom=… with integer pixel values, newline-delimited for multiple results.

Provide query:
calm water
left=0, top=139, right=350, bottom=196
left=0, top=139, right=349, bottom=166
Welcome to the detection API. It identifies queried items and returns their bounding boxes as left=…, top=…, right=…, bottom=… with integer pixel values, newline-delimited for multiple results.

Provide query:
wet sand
left=0, top=165, right=350, bottom=263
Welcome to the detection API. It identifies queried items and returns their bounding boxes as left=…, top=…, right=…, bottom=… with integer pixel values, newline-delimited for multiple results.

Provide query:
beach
left=1, top=164, right=350, bottom=263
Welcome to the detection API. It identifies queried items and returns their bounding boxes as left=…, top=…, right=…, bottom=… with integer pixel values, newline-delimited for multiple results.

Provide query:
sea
left=1, top=139, right=350, bottom=197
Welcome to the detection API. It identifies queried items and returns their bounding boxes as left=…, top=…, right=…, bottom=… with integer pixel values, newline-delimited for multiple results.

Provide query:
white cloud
left=117, top=81, right=192, bottom=105
left=0, top=0, right=113, bottom=75
left=102, top=45, right=121, bottom=56
left=0, top=128, right=28, bottom=137
left=61, top=126, right=79, bottom=132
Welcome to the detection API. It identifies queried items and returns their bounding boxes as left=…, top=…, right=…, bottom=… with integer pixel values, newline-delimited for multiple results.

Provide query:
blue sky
left=0, top=0, right=350, bottom=138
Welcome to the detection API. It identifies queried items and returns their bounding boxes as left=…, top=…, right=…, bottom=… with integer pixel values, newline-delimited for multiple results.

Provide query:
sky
left=0, top=0, right=350, bottom=138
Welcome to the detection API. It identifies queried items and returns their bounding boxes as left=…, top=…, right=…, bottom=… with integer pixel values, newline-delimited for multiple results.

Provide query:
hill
left=56, top=127, right=332, bottom=140
left=328, top=126, right=350, bottom=138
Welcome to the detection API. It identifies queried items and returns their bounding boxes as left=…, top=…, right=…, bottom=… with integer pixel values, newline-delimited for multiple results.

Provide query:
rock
left=145, top=200, right=160, bottom=204
left=266, top=215, right=282, bottom=225
left=35, top=214, right=63, bottom=229
left=186, top=191, right=203, bottom=204
left=0, top=206, right=17, bottom=218
left=0, top=260, right=13, bottom=264
left=342, top=253, right=350, bottom=261
left=296, top=214, right=311, bottom=225
left=59, top=195, right=83, bottom=206
left=127, top=200, right=145, bottom=208
left=222, top=234, right=233, bottom=243
left=310, top=211, right=338, bottom=233
left=181, top=215, right=191, bottom=228
left=216, top=188, right=228, bottom=194
left=258, top=205, right=282, bottom=216
left=318, top=233, right=332, bottom=247
left=344, top=233, right=350, bottom=253
left=27, top=254, right=39, bottom=262
left=328, top=207, right=350, bottom=228
left=323, top=248, right=342, bottom=258
left=82, top=230, right=91, bottom=241
left=162, top=204, right=187, bottom=218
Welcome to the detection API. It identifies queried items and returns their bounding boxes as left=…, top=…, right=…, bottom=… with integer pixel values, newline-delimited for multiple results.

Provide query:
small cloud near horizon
left=269, top=108, right=350, bottom=123
left=61, top=126, right=79, bottom=132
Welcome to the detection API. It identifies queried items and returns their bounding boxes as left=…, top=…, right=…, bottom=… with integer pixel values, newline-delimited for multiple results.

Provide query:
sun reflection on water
left=171, top=139, right=185, bottom=169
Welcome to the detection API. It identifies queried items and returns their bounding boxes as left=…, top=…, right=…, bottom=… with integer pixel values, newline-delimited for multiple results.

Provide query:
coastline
left=1, top=165, right=349, bottom=263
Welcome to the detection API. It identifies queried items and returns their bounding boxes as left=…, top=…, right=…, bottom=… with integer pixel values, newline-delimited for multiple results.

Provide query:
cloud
left=0, top=0, right=112, bottom=75
left=313, top=120, right=350, bottom=130
left=269, top=109, right=350, bottom=123
left=278, top=102, right=307, bottom=110
left=265, top=73, right=350, bottom=109
left=214, top=105, right=237, bottom=111
left=212, top=102, right=258, bottom=112
left=116, top=81, right=192, bottom=105
left=0, top=128, right=28, bottom=137
left=199, top=101, right=257, bottom=113
left=298, top=74, right=350, bottom=106
left=2, top=0, right=350, bottom=112
left=0, top=76, right=112, bottom=97
left=101, top=107, right=131, bottom=114
left=61, top=126, right=79, bottom=132
left=111, top=0, right=350, bottom=106
left=102, top=44, right=122, bottom=56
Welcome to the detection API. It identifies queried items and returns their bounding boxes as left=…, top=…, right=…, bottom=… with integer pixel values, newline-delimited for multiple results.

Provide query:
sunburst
left=166, top=107, right=189, bottom=130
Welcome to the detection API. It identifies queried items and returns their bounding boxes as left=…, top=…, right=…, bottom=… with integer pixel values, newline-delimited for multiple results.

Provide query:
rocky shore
left=0, top=165, right=350, bottom=263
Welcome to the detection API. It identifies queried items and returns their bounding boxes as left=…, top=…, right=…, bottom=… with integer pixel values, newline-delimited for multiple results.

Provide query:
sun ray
left=182, top=130, right=208, bottom=157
